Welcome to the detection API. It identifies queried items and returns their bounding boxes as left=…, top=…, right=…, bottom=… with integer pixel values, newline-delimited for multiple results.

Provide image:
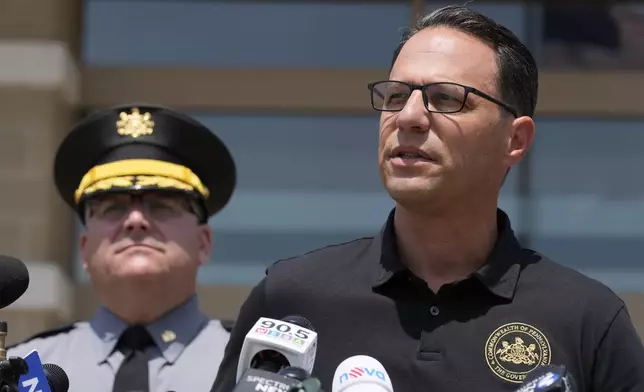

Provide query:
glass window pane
left=74, top=113, right=521, bottom=285
left=529, top=118, right=644, bottom=291
left=82, top=0, right=410, bottom=68
left=537, top=4, right=644, bottom=69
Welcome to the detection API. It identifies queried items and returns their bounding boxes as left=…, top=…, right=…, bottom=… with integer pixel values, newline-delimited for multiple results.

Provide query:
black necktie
left=112, top=325, right=155, bottom=392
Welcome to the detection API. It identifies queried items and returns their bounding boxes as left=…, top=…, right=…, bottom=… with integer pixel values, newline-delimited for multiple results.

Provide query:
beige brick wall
left=0, top=0, right=80, bottom=344
left=0, top=89, right=77, bottom=265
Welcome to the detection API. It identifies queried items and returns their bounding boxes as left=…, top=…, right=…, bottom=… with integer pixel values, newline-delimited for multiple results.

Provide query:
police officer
left=9, top=104, right=236, bottom=391
left=212, top=6, right=644, bottom=392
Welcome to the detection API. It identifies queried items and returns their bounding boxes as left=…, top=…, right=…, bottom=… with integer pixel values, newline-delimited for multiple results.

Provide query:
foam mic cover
left=43, top=363, right=70, bottom=392
left=281, top=315, right=315, bottom=332
left=278, top=366, right=311, bottom=382
left=332, top=355, right=393, bottom=392
left=0, top=256, right=29, bottom=309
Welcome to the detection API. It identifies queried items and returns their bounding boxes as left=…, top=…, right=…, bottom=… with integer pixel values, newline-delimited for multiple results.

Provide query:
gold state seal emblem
left=485, top=322, right=551, bottom=383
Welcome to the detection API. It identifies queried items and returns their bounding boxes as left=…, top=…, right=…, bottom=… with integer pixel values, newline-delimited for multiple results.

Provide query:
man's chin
left=384, top=178, right=444, bottom=205
left=116, top=268, right=164, bottom=280
left=386, top=176, right=438, bottom=192
left=114, top=259, right=166, bottom=279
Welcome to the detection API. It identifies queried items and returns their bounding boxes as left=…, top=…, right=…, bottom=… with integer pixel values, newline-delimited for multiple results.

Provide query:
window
left=82, top=0, right=411, bottom=68
left=537, top=3, right=644, bottom=69
left=528, top=118, right=644, bottom=290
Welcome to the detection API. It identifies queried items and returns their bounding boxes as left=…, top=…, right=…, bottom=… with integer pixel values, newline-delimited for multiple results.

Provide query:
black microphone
left=0, top=257, right=69, bottom=392
left=232, top=368, right=301, bottom=392
left=0, top=256, right=30, bottom=362
left=514, top=364, right=577, bottom=392
left=278, top=366, right=310, bottom=381
left=281, top=315, right=315, bottom=332
left=0, top=256, right=30, bottom=310
left=289, top=378, right=324, bottom=392
left=43, top=363, right=70, bottom=392
left=232, top=365, right=323, bottom=392
left=0, top=256, right=30, bottom=392
left=278, top=367, right=325, bottom=392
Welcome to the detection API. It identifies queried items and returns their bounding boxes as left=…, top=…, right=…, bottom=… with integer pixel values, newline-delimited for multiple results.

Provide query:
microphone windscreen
left=0, top=255, right=29, bottom=309
left=278, top=366, right=310, bottom=381
left=281, top=315, right=315, bottom=332
left=332, top=355, right=393, bottom=392
left=43, top=363, right=70, bottom=392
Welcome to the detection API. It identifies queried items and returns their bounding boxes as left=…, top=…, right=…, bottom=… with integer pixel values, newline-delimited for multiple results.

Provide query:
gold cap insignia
left=485, top=322, right=551, bottom=383
left=161, top=330, right=176, bottom=343
left=116, top=107, right=154, bottom=138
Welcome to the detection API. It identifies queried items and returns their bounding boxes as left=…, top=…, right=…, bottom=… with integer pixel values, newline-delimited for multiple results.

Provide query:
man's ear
left=506, top=115, right=535, bottom=166
left=79, top=231, right=89, bottom=271
left=197, top=224, right=213, bottom=266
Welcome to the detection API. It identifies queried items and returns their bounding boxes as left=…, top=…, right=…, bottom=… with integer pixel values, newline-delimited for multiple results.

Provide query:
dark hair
left=391, top=5, right=538, bottom=117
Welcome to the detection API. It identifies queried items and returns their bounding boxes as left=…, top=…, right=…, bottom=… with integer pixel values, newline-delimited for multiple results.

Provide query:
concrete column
left=0, top=0, right=81, bottom=344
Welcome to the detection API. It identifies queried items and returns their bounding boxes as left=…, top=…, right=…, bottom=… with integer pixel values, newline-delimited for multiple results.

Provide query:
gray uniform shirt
left=8, top=295, right=231, bottom=392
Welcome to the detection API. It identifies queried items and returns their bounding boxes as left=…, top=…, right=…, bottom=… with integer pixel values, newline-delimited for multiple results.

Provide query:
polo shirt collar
left=369, top=207, right=524, bottom=299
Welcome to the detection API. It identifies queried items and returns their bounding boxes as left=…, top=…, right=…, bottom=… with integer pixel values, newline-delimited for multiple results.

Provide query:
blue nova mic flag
left=18, top=350, right=51, bottom=392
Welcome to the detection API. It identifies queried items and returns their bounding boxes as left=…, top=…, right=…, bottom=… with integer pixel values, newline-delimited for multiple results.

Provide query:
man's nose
left=123, top=207, right=150, bottom=232
left=395, top=90, right=431, bottom=133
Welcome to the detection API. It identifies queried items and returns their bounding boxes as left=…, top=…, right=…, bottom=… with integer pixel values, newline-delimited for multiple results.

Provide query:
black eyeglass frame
left=367, top=80, right=519, bottom=118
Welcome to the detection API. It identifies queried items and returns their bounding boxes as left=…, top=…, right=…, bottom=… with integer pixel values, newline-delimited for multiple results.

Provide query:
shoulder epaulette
left=220, top=319, right=235, bottom=332
left=6, top=322, right=78, bottom=349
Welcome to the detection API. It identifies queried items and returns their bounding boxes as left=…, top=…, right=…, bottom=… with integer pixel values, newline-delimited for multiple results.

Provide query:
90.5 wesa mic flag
left=236, top=317, right=318, bottom=382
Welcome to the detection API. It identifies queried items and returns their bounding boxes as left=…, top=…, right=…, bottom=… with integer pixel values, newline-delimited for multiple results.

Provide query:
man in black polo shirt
left=212, top=6, right=644, bottom=392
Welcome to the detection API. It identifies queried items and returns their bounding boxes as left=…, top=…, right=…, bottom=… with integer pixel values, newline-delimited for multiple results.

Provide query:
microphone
left=42, top=363, right=69, bottom=392
left=0, top=256, right=69, bottom=392
left=279, top=366, right=325, bottom=392
left=332, top=355, right=393, bottom=392
left=236, top=315, right=318, bottom=383
left=232, top=368, right=302, bottom=392
left=0, top=256, right=31, bottom=392
left=0, top=256, right=30, bottom=362
left=16, top=350, right=72, bottom=392
left=0, top=256, right=30, bottom=310
left=279, top=366, right=311, bottom=381
left=514, top=364, right=577, bottom=392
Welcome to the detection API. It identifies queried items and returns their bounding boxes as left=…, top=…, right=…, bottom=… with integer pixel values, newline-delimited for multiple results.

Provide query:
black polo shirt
left=212, top=208, right=644, bottom=392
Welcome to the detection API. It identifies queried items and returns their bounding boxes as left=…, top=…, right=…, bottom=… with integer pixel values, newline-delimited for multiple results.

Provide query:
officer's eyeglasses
left=85, top=193, right=199, bottom=222
left=367, top=80, right=518, bottom=118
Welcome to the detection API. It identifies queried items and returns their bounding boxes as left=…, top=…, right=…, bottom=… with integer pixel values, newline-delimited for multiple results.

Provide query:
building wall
left=2, top=0, right=644, bottom=344
left=0, top=0, right=81, bottom=343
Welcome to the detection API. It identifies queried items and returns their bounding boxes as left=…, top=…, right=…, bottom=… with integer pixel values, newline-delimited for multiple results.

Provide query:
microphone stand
left=0, top=357, right=28, bottom=392
left=0, top=322, right=28, bottom=392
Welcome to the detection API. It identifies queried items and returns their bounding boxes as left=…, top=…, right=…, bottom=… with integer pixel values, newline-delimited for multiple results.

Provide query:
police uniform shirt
left=9, top=295, right=231, bottom=392
left=212, top=208, right=644, bottom=392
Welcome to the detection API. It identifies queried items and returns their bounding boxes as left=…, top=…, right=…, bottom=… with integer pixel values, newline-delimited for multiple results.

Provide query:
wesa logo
left=338, top=366, right=387, bottom=384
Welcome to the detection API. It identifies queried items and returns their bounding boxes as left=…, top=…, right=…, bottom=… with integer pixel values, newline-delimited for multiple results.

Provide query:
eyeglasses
left=85, top=192, right=199, bottom=222
left=367, top=80, right=518, bottom=118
